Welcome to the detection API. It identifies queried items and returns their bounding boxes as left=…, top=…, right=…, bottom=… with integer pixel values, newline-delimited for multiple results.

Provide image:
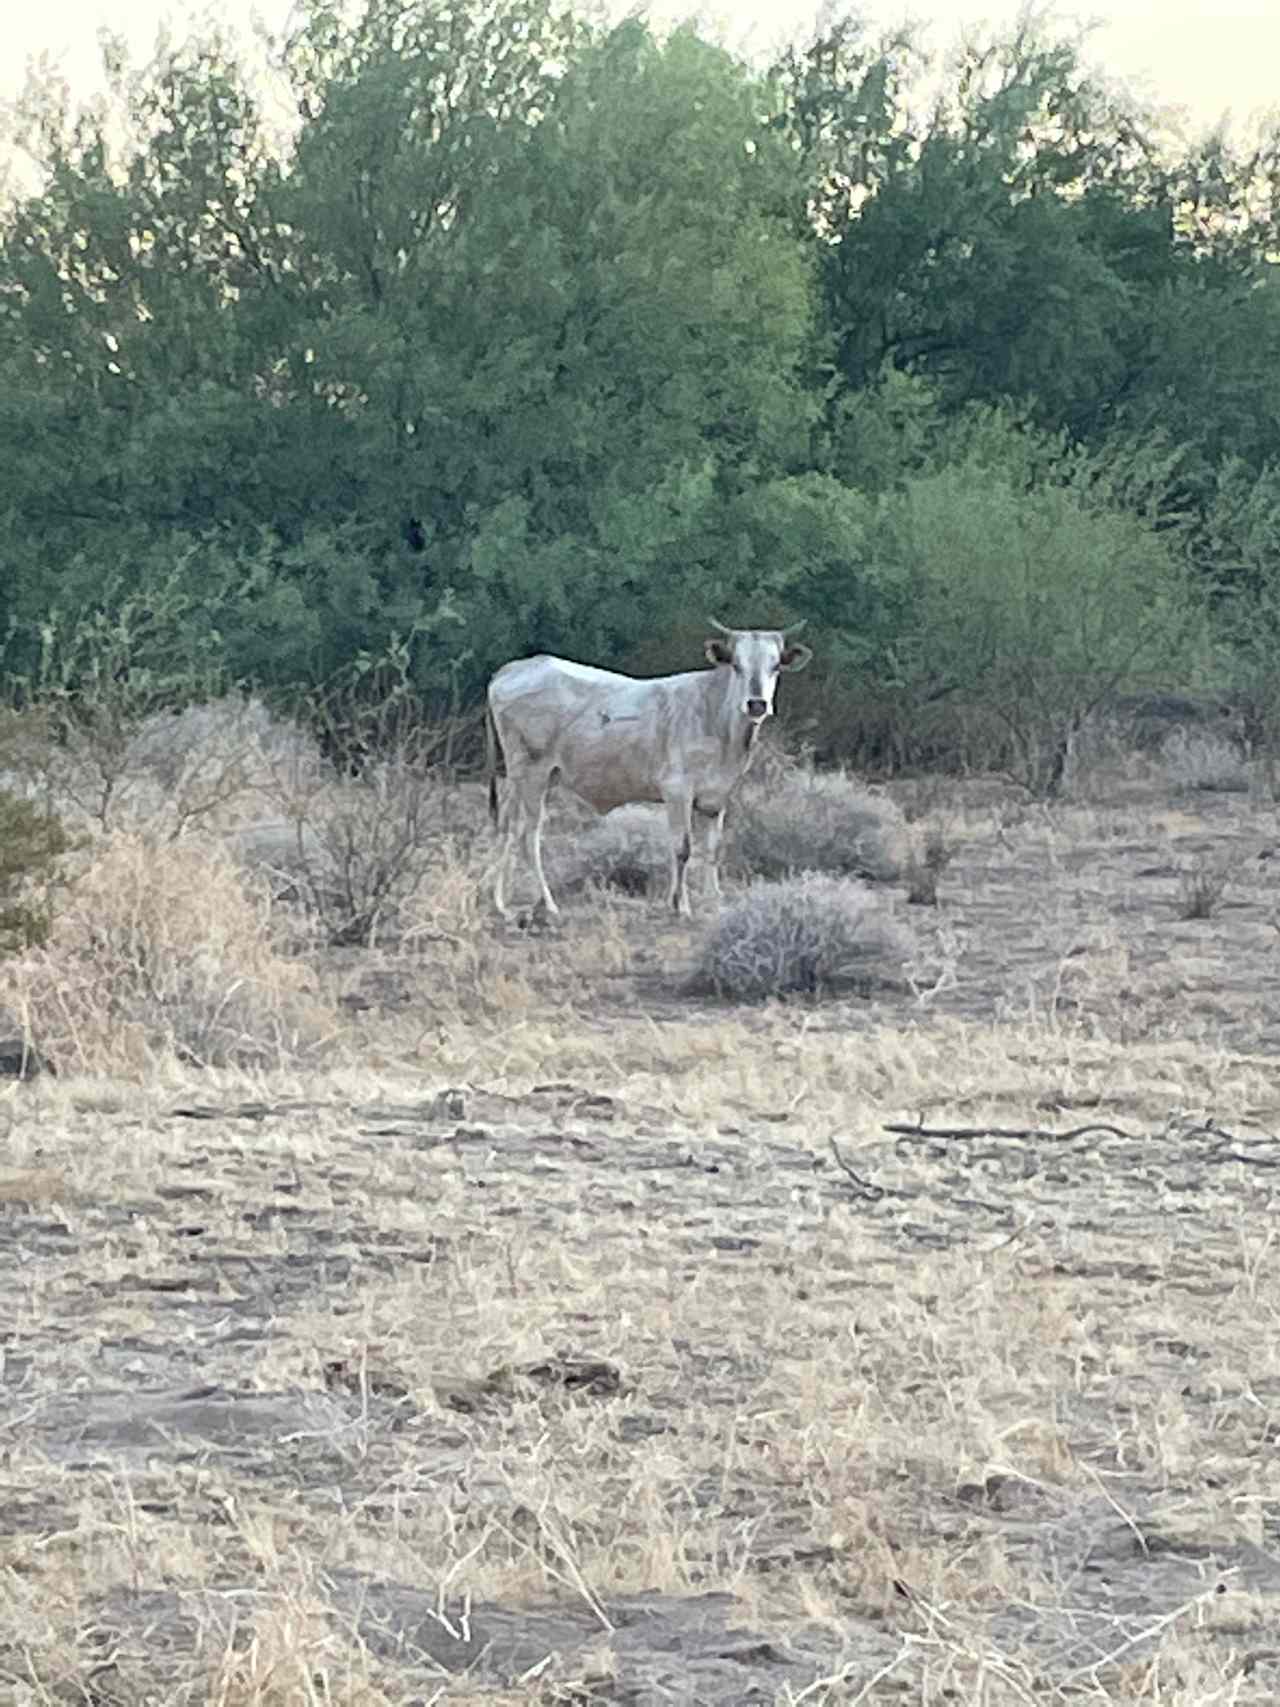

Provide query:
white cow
left=486, top=622, right=812, bottom=916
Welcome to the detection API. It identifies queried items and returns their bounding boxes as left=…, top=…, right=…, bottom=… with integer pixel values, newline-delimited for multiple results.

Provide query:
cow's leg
left=494, top=750, right=560, bottom=918
left=666, top=796, right=694, bottom=916
left=528, top=770, right=560, bottom=916
left=492, top=780, right=521, bottom=915
left=505, top=761, right=559, bottom=917
left=493, top=801, right=508, bottom=914
left=694, top=806, right=725, bottom=902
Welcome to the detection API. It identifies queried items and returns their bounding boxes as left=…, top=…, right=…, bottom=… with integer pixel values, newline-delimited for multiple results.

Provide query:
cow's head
left=704, top=621, right=812, bottom=722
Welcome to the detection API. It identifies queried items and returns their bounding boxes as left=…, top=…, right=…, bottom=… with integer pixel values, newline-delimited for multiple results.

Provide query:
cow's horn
left=708, top=617, right=735, bottom=636
left=781, top=619, right=808, bottom=639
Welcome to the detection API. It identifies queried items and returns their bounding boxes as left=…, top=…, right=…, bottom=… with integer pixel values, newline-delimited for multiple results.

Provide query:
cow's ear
left=780, top=642, right=812, bottom=672
left=705, top=639, right=732, bottom=666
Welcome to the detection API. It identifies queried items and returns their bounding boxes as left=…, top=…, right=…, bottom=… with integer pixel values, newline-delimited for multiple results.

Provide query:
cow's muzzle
left=745, top=698, right=769, bottom=721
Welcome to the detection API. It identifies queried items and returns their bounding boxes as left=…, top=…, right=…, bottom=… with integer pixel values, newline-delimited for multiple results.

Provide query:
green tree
left=774, top=11, right=1239, bottom=448
left=1, top=5, right=821, bottom=702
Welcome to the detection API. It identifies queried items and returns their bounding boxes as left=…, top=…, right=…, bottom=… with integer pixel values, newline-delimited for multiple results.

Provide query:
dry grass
left=6, top=763, right=1280, bottom=1701
left=0, top=831, right=337, bottom=1075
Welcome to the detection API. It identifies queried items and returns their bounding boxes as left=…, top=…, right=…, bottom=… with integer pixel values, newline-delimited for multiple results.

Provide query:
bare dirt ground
left=4, top=772, right=1280, bottom=1703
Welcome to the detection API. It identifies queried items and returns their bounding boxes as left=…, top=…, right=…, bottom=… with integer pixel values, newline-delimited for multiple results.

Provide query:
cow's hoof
left=513, top=901, right=560, bottom=932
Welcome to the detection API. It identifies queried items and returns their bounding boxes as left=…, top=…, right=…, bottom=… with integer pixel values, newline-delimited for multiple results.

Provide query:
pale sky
left=3, top=1, right=1277, bottom=144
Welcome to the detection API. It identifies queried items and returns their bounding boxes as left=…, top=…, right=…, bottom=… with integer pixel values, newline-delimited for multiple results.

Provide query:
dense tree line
left=1, top=1, right=1278, bottom=778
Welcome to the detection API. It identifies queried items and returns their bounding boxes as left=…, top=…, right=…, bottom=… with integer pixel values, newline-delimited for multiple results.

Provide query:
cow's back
left=488, top=656, right=624, bottom=764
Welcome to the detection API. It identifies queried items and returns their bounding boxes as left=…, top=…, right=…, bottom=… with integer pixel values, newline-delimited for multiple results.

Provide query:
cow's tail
left=486, top=703, right=501, bottom=830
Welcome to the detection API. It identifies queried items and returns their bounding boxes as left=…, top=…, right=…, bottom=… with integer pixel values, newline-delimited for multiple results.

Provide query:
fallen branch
left=1206, top=1142, right=1280, bottom=1170
left=885, top=1118, right=1280, bottom=1168
left=1180, top=1118, right=1280, bottom=1167
left=885, top=1121, right=1137, bottom=1144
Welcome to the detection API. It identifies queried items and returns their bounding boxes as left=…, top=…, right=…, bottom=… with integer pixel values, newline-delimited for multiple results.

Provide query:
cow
left=485, top=622, right=812, bottom=917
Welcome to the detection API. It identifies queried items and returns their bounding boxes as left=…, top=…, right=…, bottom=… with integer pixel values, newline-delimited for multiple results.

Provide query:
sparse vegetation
left=693, top=874, right=912, bottom=999
left=7, top=575, right=241, bottom=835
left=268, top=749, right=461, bottom=946
left=0, top=768, right=1278, bottom=1700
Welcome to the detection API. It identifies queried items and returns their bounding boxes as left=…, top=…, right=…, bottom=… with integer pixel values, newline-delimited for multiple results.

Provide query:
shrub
left=692, top=875, right=912, bottom=999
left=808, top=420, right=1205, bottom=784
left=126, top=694, right=317, bottom=786
left=42, top=693, right=320, bottom=838
left=243, top=650, right=477, bottom=945
left=726, top=770, right=908, bottom=884
left=0, top=833, right=335, bottom=1074
left=883, top=462, right=1202, bottom=794
left=1161, top=729, right=1252, bottom=794
left=1204, top=458, right=1280, bottom=762
left=551, top=806, right=673, bottom=898
left=262, top=751, right=463, bottom=946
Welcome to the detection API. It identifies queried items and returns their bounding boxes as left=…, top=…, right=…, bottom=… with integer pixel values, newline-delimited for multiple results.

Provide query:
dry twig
left=828, top=1136, right=886, bottom=1201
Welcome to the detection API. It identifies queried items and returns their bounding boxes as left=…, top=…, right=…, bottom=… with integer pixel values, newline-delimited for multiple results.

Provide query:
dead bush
left=264, top=752, right=466, bottom=946
left=1162, top=728, right=1252, bottom=795
left=692, top=875, right=912, bottom=999
left=726, top=769, right=908, bottom=885
left=126, top=695, right=318, bottom=797
left=0, top=833, right=335, bottom=1074
left=253, top=660, right=476, bottom=946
